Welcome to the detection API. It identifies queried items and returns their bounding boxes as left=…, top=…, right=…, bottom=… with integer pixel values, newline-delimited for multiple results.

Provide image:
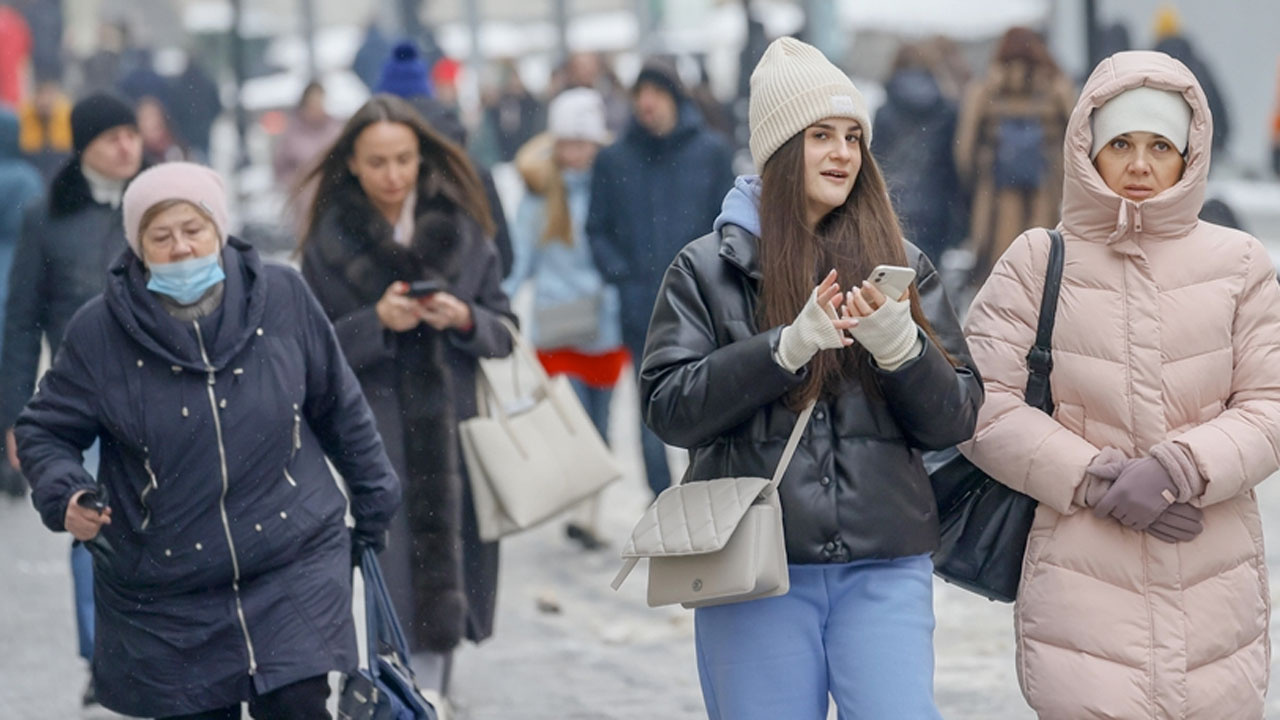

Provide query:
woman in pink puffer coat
left=962, top=50, right=1280, bottom=719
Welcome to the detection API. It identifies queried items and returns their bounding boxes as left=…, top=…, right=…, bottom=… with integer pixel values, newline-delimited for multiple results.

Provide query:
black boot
left=565, top=523, right=608, bottom=551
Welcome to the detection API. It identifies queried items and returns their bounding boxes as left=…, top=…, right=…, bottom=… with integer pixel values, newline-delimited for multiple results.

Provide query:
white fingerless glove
left=848, top=297, right=923, bottom=371
left=774, top=288, right=846, bottom=373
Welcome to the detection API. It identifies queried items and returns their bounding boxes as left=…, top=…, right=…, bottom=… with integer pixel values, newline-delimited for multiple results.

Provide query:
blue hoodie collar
left=712, top=175, right=762, bottom=237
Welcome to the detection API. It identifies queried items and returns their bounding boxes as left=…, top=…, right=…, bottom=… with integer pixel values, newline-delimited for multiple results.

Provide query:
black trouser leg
left=248, top=675, right=332, bottom=720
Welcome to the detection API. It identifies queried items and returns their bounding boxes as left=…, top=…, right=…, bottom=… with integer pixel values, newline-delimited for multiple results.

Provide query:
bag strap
left=1023, top=229, right=1064, bottom=414
left=359, top=548, right=414, bottom=677
left=767, top=401, right=816, bottom=493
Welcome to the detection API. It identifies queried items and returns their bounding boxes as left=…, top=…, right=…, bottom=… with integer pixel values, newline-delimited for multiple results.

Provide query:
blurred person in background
left=1152, top=5, right=1230, bottom=156
left=273, top=81, right=342, bottom=227
left=688, top=55, right=735, bottom=141
left=505, top=88, right=625, bottom=551
left=0, top=2, right=31, bottom=107
left=136, top=95, right=189, bottom=164
left=587, top=57, right=733, bottom=499
left=299, top=95, right=515, bottom=695
left=17, top=161, right=401, bottom=720
left=0, top=107, right=41, bottom=498
left=482, top=58, right=543, bottom=164
left=376, top=41, right=514, bottom=277
left=563, top=51, right=631, bottom=136
left=1, top=92, right=143, bottom=707
left=962, top=50, right=1278, bottom=720
left=1271, top=56, right=1280, bottom=176
left=17, top=75, right=73, bottom=182
left=955, top=26, right=1074, bottom=287
left=163, top=50, right=222, bottom=162
left=874, top=42, right=968, bottom=262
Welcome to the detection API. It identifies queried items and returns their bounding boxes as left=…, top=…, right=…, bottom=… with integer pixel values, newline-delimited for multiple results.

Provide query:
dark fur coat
left=301, top=173, right=514, bottom=651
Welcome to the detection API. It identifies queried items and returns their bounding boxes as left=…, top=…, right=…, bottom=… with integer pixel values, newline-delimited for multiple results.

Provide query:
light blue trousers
left=694, top=554, right=943, bottom=720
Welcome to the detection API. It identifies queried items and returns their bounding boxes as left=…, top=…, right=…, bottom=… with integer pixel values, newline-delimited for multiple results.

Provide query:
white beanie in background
left=1090, top=86, right=1192, bottom=158
left=748, top=37, right=871, bottom=172
left=547, top=88, right=612, bottom=145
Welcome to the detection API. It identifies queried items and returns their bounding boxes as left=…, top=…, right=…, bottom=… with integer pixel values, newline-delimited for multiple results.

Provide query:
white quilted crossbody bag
left=611, top=402, right=814, bottom=609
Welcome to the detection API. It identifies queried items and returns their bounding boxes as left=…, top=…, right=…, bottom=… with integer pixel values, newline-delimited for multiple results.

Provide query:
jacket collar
left=105, top=236, right=267, bottom=371
left=718, top=223, right=762, bottom=281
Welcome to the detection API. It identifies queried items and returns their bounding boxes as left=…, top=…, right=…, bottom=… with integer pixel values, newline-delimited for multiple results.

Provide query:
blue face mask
left=146, top=253, right=226, bottom=305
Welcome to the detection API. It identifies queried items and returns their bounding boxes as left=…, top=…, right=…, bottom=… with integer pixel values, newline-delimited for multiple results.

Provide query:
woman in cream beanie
left=639, top=36, right=979, bottom=719
left=962, top=51, right=1279, bottom=719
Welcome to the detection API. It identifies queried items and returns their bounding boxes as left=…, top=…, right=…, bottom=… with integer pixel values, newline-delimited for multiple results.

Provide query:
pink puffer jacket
left=961, top=51, right=1280, bottom=719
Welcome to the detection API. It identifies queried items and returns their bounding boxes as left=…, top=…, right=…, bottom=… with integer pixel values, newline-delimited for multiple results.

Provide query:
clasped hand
left=376, top=282, right=472, bottom=332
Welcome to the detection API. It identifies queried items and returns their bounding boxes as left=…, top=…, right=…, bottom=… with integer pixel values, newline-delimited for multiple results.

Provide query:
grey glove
left=1093, top=456, right=1178, bottom=530
left=1145, top=503, right=1204, bottom=544
left=846, top=297, right=922, bottom=370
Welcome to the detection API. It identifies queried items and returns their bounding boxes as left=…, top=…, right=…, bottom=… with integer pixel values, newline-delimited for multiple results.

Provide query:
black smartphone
left=76, top=489, right=108, bottom=513
left=405, top=279, right=445, bottom=298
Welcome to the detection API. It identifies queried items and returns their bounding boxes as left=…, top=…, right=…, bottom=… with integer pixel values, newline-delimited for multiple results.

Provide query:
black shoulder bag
left=926, top=228, right=1064, bottom=603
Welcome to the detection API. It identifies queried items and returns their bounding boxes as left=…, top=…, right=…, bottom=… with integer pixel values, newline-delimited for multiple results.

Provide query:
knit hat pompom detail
left=748, top=37, right=871, bottom=172
left=122, top=162, right=230, bottom=256
left=376, top=41, right=434, bottom=99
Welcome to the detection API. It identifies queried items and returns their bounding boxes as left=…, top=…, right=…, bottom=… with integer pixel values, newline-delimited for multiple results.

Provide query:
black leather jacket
left=640, top=224, right=983, bottom=564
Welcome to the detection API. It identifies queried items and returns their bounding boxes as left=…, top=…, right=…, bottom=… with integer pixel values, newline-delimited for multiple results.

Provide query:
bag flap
left=621, top=476, right=771, bottom=558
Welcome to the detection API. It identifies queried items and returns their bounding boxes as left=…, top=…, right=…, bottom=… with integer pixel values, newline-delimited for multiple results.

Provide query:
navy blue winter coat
left=586, top=102, right=733, bottom=352
left=873, top=68, right=968, bottom=261
left=15, top=238, right=400, bottom=718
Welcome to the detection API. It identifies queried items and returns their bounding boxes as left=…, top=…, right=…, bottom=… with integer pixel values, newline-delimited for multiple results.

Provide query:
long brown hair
left=296, top=94, right=494, bottom=248
left=757, top=132, right=946, bottom=408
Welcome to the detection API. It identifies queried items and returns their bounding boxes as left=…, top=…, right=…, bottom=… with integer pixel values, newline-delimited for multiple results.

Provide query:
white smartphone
left=867, top=265, right=917, bottom=300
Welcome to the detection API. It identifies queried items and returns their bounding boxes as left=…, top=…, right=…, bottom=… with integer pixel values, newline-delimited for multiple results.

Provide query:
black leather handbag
left=338, top=548, right=439, bottom=720
left=926, top=229, right=1064, bottom=603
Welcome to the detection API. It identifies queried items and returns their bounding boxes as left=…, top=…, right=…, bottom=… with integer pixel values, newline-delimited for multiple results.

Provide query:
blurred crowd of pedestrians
left=2, top=1, right=1280, bottom=717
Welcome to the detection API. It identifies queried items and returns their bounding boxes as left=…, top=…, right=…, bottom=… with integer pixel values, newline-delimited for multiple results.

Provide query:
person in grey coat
left=298, top=94, right=515, bottom=694
left=17, top=162, right=401, bottom=719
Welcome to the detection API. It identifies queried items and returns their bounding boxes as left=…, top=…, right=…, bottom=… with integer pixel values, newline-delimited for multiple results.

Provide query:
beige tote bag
left=461, top=320, right=623, bottom=541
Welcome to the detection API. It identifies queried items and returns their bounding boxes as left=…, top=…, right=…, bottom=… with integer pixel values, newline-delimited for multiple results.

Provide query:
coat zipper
left=139, top=456, right=159, bottom=530
left=193, top=321, right=258, bottom=676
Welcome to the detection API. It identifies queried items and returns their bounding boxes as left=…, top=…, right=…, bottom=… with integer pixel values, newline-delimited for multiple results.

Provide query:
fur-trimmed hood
left=307, top=172, right=479, bottom=303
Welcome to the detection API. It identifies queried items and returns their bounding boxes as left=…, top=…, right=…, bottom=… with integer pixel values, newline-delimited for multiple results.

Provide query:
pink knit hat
left=122, top=162, right=229, bottom=256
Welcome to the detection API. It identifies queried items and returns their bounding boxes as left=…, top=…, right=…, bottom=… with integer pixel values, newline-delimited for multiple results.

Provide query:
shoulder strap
left=1024, top=229, right=1064, bottom=414
left=767, top=401, right=816, bottom=492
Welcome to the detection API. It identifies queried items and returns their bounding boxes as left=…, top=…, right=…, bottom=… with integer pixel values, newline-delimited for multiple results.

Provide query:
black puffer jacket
left=640, top=224, right=983, bottom=564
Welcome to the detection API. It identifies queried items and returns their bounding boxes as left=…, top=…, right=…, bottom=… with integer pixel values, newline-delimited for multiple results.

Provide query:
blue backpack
left=992, top=116, right=1046, bottom=190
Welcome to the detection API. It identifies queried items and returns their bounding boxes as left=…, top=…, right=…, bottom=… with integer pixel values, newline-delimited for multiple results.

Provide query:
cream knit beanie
left=1090, top=86, right=1192, bottom=159
left=749, top=37, right=871, bottom=172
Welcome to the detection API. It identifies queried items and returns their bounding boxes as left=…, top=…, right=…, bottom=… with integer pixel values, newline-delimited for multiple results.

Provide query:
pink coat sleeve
left=1171, top=237, right=1280, bottom=506
left=959, top=232, right=1100, bottom=514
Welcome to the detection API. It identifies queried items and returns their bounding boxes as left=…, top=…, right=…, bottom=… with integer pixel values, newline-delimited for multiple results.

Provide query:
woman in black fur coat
left=298, top=94, right=515, bottom=689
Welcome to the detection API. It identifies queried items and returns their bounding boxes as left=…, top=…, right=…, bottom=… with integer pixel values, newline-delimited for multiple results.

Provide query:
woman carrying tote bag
left=298, top=95, right=515, bottom=694
left=639, top=37, right=982, bottom=719
left=961, top=51, right=1280, bottom=719
left=504, top=88, right=628, bottom=550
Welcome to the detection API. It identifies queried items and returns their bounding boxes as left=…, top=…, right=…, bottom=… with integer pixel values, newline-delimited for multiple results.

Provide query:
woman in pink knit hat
left=15, top=161, right=401, bottom=719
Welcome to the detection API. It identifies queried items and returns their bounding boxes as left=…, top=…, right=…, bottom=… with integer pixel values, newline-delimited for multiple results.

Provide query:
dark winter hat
left=71, top=92, right=137, bottom=154
left=633, top=57, right=685, bottom=100
left=376, top=41, right=434, bottom=99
